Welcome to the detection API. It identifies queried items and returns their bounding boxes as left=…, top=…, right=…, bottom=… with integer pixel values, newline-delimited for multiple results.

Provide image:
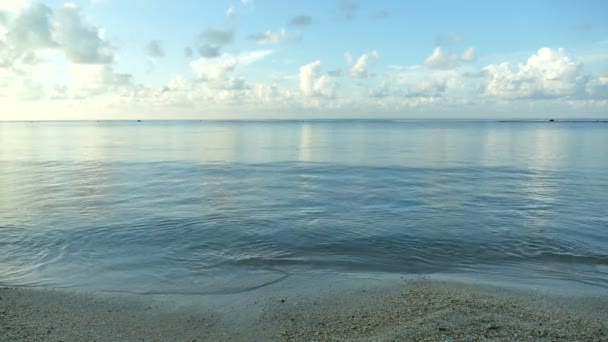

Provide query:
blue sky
left=0, top=0, right=607, bottom=119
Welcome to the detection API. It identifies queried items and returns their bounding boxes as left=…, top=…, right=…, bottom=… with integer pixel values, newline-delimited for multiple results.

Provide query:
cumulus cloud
left=144, top=40, right=164, bottom=58
left=288, top=15, right=312, bottom=27
left=299, top=60, right=336, bottom=97
left=424, top=47, right=457, bottom=69
left=54, top=5, right=114, bottom=64
left=2, top=1, right=606, bottom=117
left=6, top=3, right=56, bottom=50
left=0, top=1, right=130, bottom=100
left=337, top=0, right=358, bottom=19
left=423, top=46, right=476, bottom=69
left=350, top=50, right=378, bottom=78
left=462, top=47, right=476, bottom=62
left=191, top=57, right=236, bottom=82
left=483, top=47, right=587, bottom=99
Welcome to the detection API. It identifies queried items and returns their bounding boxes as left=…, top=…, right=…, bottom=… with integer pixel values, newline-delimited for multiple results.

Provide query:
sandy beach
left=2, top=277, right=607, bottom=341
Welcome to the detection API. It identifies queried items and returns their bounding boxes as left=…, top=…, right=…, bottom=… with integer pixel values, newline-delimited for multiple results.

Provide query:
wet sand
left=1, top=277, right=607, bottom=341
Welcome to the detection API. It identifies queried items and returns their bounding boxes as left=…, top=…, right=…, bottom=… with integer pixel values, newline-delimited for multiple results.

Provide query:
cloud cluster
left=483, top=48, right=586, bottom=99
left=369, top=76, right=447, bottom=99
left=424, top=46, right=476, bottom=69
left=0, top=2, right=129, bottom=101
left=349, top=50, right=379, bottom=78
left=54, top=5, right=114, bottom=64
left=190, top=49, right=272, bottom=90
left=1, top=1, right=607, bottom=118
left=299, top=60, right=336, bottom=97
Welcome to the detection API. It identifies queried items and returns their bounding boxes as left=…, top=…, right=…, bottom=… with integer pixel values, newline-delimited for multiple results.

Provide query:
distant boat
left=549, top=119, right=555, bottom=122
left=137, top=120, right=142, bottom=122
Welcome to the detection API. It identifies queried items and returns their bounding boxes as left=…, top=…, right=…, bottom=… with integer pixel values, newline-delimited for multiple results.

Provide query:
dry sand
left=1, top=277, right=607, bottom=341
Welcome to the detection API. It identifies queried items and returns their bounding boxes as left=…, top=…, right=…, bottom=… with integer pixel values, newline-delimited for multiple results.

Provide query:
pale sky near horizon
left=0, top=0, right=607, bottom=120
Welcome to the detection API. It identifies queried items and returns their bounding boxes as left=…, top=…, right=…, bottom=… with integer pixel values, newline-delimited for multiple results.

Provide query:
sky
left=0, top=0, right=607, bottom=120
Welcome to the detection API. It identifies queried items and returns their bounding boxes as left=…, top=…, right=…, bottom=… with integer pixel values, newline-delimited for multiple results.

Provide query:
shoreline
left=2, top=276, right=607, bottom=341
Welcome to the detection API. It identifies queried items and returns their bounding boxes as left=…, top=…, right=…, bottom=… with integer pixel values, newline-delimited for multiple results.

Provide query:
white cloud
left=344, top=51, right=353, bottom=65
left=190, top=49, right=273, bottom=83
left=0, top=1, right=131, bottom=103
left=236, top=49, right=273, bottom=65
left=462, top=47, right=476, bottom=62
left=424, top=46, right=476, bottom=69
left=249, top=28, right=298, bottom=45
left=424, top=47, right=458, bottom=69
left=191, top=57, right=236, bottom=81
left=586, top=74, right=608, bottom=99
left=299, top=60, right=336, bottom=97
left=0, top=0, right=28, bottom=14
left=1, top=0, right=606, bottom=119
left=249, top=30, right=282, bottom=45
left=254, top=83, right=280, bottom=103
left=69, top=63, right=131, bottom=95
left=226, top=6, right=235, bottom=20
left=1, top=2, right=113, bottom=66
left=350, top=50, right=378, bottom=78
left=167, top=75, right=192, bottom=91
left=484, top=48, right=586, bottom=99
left=53, top=5, right=114, bottom=64
left=0, top=65, right=47, bottom=101
left=97, top=27, right=105, bottom=40
left=408, top=80, right=447, bottom=97
left=6, top=3, right=56, bottom=50
left=368, top=72, right=449, bottom=99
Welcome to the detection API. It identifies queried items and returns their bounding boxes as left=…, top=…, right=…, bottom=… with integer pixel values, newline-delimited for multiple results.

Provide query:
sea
left=0, top=120, right=607, bottom=294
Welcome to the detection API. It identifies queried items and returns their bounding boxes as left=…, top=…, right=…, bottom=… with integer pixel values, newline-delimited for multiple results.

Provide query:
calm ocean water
left=1, top=120, right=607, bottom=294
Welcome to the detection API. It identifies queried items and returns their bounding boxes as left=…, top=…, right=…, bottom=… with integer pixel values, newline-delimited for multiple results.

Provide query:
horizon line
left=1, top=118, right=608, bottom=123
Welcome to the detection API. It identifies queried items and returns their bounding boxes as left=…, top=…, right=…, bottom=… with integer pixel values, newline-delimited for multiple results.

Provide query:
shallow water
left=1, top=120, right=607, bottom=294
